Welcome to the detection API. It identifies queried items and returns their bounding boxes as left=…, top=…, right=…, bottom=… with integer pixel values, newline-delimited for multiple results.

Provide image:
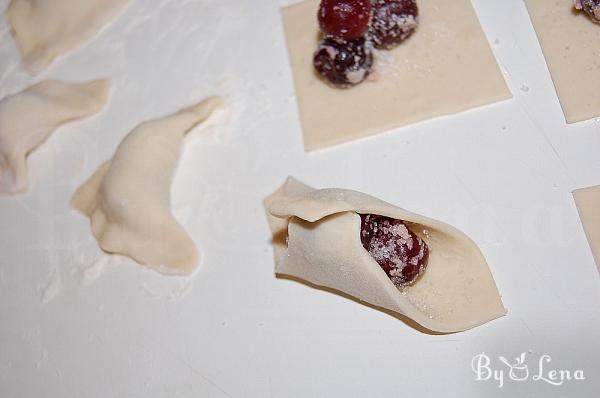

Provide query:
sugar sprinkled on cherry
left=370, top=0, right=419, bottom=49
left=577, top=0, right=600, bottom=22
left=313, top=36, right=374, bottom=87
left=360, top=214, right=429, bottom=287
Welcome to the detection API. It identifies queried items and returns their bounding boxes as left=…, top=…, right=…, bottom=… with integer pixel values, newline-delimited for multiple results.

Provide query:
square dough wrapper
left=573, top=185, right=600, bottom=270
left=282, top=0, right=511, bottom=151
left=525, top=0, right=600, bottom=123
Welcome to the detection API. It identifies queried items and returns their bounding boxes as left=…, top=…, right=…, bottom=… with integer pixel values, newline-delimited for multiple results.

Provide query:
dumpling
left=7, top=0, right=129, bottom=74
left=264, top=177, right=506, bottom=333
left=0, top=79, right=110, bottom=194
left=71, top=97, right=221, bottom=276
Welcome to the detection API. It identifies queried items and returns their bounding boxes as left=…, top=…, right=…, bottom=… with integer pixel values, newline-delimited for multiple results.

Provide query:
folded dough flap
left=266, top=177, right=506, bottom=332
left=8, top=0, right=130, bottom=74
left=0, top=79, right=110, bottom=195
left=71, top=97, right=222, bottom=276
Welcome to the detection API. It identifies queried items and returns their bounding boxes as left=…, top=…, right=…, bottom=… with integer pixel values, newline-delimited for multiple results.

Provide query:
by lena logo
left=471, top=352, right=585, bottom=388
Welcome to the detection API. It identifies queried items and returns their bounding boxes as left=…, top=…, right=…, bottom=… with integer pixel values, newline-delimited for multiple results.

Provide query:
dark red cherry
left=318, top=0, right=373, bottom=40
left=360, top=214, right=429, bottom=287
left=370, top=0, right=419, bottom=49
left=360, top=214, right=375, bottom=247
left=578, top=0, right=600, bottom=22
left=313, top=36, right=373, bottom=87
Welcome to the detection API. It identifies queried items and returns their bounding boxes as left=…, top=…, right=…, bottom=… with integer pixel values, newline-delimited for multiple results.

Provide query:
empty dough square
left=573, top=185, right=600, bottom=270
left=282, top=0, right=511, bottom=151
left=525, top=0, right=600, bottom=123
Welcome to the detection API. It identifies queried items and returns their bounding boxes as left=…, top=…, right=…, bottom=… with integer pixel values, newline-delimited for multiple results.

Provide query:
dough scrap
left=264, top=177, right=506, bottom=332
left=573, top=185, right=600, bottom=270
left=71, top=97, right=221, bottom=276
left=525, top=0, right=600, bottom=123
left=8, top=0, right=129, bottom=74
left=0, top=79, right=110, bottom=194
left=282, top=0, right=511, bottom=151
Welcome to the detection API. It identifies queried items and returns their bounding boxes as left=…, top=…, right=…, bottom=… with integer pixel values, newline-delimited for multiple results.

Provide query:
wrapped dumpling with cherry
left=264, top=177, right=506, bottom=333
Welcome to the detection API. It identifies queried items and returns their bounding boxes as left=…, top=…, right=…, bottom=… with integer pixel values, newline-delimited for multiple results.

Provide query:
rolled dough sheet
left=573, top=185, right=600, bottom=270
left=282, top=0, right=511, bottom=151
left=525, top=0, right=600, bottom=123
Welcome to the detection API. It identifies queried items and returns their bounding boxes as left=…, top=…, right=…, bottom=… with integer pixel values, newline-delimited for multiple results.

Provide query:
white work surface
left=1, top=1, right=599, bottom=397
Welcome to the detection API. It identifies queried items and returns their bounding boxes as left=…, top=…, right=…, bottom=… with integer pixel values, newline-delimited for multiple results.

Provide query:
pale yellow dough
left=282, top=0, right=511, bottom=151
left=8, top=0, right=129, bottom=74
left=72, top=97, right=221, bottom=276
left=525, top=0, right=600, bottom=123
left=264, top=177, right=506, bottom=333
left=0, top=79, right=110, bottom=194
left=573, top=185, right=600, bottom=270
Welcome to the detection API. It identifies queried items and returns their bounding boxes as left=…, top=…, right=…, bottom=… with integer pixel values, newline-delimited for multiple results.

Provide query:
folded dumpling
left=7, top=0, right=129, bottom=74
left=71, top=97, right=221, bottom=276
left=264, top=177, right=506, bottom=333
left=0, top=79, right=110, bottom=194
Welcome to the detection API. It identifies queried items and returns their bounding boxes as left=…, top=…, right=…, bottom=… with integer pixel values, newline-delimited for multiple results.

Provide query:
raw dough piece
left=264, top=177, right=506, bottom=332
left=525, top=0, right=600, bottom=123
left=573, top=185, right=600, bottom=270
left=0, top=79, right=110, bottom=194
left=282, top=0, right=511, bottom=151
left=71, top=97, right=221, bottom=276
left=7, top=0, right=130, bottom=74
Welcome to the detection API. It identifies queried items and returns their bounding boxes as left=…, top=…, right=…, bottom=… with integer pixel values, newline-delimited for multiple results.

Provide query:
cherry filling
left=360, top=214, right=429, bottom=287
left=577, top=0, right=600, bottom=22
left=318, top=0, right=373, bottom=40
left=313, top=36, right=374, bottom=87
left=313, top=0, right=420, bottom=87
left=370, top=0, right=419, bottom=49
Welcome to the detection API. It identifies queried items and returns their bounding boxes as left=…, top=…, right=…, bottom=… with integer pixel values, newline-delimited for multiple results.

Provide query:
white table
left=0, top=1, right=599, bottom=397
